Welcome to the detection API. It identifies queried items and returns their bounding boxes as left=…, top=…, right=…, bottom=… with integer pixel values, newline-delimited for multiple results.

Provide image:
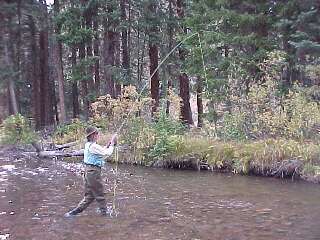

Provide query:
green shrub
left=1, top=114, right=38, bottom=145
left=53, top=119, right=87, bottom=144
left=302, top=163, right=320, bottom=176
left=220, top=112, right=247, bottom=140
left=218, top=82, right=320, bottom=141
left=148, top=110, right=185, bottom=160
left=205, top=143, right=235, bottom=169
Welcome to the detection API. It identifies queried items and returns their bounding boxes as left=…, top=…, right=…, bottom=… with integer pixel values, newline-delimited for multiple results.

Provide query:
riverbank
left=2, top=135, right=320, bottom=184
left=111, top=137, right=320, bottom=184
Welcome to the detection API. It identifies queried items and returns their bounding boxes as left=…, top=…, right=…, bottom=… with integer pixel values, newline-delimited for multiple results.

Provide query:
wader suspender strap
left=88, top=142, right=94, bottom=154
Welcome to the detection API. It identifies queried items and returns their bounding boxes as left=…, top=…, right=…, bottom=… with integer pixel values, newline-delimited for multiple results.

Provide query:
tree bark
left=85, top=4, right=95, bottom=98
left=4, top=37, right=19, bottom=115
left=115, top=32, right=122, bottom=96
left=196, top=76, right=203, bottom=127
left=16, top=0, right=22, bottom=113
left=148, top=2, right=160, bottom=114
left=176, top=0, right=193, bottom=125
left=166, top=0, right=174, bottom=114
left=121, top=0, right=130, bottom=82
left=39, top=30, right=51, bottom=126
left=3, top=10, right=19, bottom=116
left=28, top=16, right=41, bottom=129
left=93, top=5, right=100, bottom=95
left=79, top=0, right=89, bottom=119
left=39, top=0, right=55, bottom=127
left=71, top=47, right=80, bottom=118
left=54, top=0, right=67, bottom=123
left=103, top=5, right=116, bottom=98
left=79, top=42, right=89, bottom=118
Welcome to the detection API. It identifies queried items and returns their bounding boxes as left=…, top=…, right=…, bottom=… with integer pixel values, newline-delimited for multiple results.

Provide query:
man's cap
left=85, top=126, right=98, bottom=138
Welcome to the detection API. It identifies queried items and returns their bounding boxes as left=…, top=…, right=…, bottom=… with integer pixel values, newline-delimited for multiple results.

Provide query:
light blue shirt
left=83, top=142, right=114, bottom=167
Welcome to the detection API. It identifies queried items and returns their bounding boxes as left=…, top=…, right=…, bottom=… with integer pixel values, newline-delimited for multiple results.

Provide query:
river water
left=1, top=153, right=320, bottom=240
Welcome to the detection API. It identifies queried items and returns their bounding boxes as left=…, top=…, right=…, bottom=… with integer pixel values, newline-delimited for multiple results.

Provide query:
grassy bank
left=112, top=135, right=320, bottom=183
left=1, top=119, right=320, bottom=183
left=51, top=125, right=320, bottom=183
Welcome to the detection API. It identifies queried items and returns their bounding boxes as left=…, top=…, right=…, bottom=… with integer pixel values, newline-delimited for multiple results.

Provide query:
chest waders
left=64, top=144, right=108, bottom=217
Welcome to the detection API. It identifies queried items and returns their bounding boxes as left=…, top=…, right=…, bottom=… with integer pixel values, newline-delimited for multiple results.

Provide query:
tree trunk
left=4, top=34, right=19, bottom=115
left=72, top=49, right=80, bottom=118
left=85, top=4, right=95, bottom=98
left=128, top=0, right=131, bottom=73
left=93, top=5, right=100, bottom=95
left=79, top=41, right=89, bottom=119
left=196, top=76, right=203, bottom=128
left=103, top=5, right=116, bottom=98
left=149, top=43, right=160, bottom=113
left=176, top=0, right=193, bottom=125
left=115, top=32, right=122, bottom=96
left=121, top=0, right=130, bottom=82
left=16, top=0, right=22, bottom=113
left=39, top=0, right=55, bottom=127
left=29, top=16, right=41, bottom=129
left=79, top=0, right=89, bottom=119
left=3, top=10, right=19, bottom=116
left=54, top=0, right=67, bottom=123
left=166, top=0, right=174, bottom=114
left=39, top=29, right=54, bottom=126
left=137, top=23, right=145, bottom=87
left=148, top=2, right=160, bottom=114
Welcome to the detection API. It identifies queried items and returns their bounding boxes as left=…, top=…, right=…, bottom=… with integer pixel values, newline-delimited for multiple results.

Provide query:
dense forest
left=2, top=2, right=320, bottom=237
left=0, top=0, right=320, bottom=135
left=1, top=0, right=320, bottom=181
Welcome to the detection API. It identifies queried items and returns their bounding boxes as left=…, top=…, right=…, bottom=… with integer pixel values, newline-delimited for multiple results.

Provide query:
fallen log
left=27, top=144, right=128, bottom=159
left=22, top=150, right=84, bottom=158
left=38, top=149, right=84, bottom=158
left=54, top=141, right=78, bottom=150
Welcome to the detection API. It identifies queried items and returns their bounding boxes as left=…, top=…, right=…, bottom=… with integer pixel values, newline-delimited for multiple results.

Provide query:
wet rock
left=0, top=233, right=10, bottom=240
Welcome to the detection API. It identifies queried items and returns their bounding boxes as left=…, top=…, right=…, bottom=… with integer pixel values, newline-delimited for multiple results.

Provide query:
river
left=1, top=153, right=320, bottom=240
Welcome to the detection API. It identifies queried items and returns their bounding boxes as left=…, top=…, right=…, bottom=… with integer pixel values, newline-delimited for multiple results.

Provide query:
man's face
left=94, top=132, right=99, bottom=141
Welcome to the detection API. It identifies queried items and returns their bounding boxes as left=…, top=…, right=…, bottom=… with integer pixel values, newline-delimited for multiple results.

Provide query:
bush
left=148, top=110, right=185, bottom=160
left=217, top=82, right=320, bottom=141
left=91, top=85, right=153, bottom=130
left=1, top=114, right=38, bottom=145
left=220, top=112, right=247, bottom=140
left=53, top=119, right=87, bottom=144
left=202, top=50, right=320, bottom=141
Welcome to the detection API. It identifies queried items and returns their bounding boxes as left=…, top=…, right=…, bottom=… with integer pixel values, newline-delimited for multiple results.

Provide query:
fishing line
left=110, top=31, right=206, bottom=215
left=115, top=32, right=199, bottom=134
left=197, top=32, right=209, bottom=89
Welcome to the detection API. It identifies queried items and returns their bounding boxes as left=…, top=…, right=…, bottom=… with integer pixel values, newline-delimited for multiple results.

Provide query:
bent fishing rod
left=109, top=32, right=207, bottom=216
left=115, top=32, right=205, bottom=134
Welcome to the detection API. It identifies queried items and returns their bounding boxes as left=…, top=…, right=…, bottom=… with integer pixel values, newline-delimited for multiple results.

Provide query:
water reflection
left=1, top=155, right=320, bottom=239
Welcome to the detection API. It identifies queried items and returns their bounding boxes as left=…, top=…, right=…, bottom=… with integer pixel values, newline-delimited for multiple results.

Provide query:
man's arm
left=90, top=143, right=114, bottom=156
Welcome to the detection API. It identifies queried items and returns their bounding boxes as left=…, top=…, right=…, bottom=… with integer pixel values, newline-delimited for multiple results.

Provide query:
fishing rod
left=109, top=32, right=207, bottom=217
left=115, top=32, right=200, bottom=134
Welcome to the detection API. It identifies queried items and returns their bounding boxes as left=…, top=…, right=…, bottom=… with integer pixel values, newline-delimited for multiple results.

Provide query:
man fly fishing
left=64, top=126, right=117, bottom=217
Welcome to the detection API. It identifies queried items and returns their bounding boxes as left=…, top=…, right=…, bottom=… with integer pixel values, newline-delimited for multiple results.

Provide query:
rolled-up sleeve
left=90, top=143, right=114, bottom=156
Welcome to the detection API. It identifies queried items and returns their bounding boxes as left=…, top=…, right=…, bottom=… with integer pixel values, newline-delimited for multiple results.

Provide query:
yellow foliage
left=91, top=86, right=153, bottom=130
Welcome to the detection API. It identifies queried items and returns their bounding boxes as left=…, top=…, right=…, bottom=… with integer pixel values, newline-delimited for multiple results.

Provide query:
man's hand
left=107, top=134, right=118, bottom=147
left=111, top=134, right=118, bottom=146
